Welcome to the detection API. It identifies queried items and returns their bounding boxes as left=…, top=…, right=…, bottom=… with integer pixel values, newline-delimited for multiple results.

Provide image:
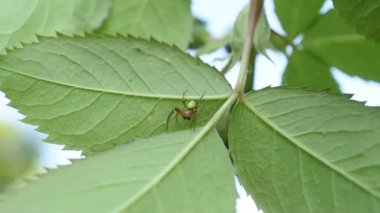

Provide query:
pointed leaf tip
left=0, top=35, right=231, bottom=153
left=230, top=87, right=380, bottom=213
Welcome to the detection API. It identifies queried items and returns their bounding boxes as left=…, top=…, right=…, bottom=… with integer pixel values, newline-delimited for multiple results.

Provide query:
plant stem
left=270, top=29, right=297, bottom=50
left=221, top=55, right=234, bottom=74
left=244, top=49, right=256, bottom=93
left=234, top=0, right=263, bottom=95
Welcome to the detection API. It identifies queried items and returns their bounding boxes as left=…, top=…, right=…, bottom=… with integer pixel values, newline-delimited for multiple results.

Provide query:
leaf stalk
left=234, top=0, right=263, bottom=95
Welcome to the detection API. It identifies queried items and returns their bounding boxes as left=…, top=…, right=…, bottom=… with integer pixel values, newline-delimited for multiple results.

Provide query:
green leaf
left=267, top=31, right=287, bottom=53
left=216, top=109, right=231, bottom=147
left=96, top=0, right=192, bottom=50
left=0, top=35, right=231, bottom=153
left=0, top=123, right=38, bottom=191
left=0, top=0, right=110, bottom=53
left=195, top=35, right=229, bottom=56
left=231, top=5, right=271, bottom=63
left=333, top=0, right=380, bottom=41
left=303, top=10, right=380, bottom=82
left=230, top=6, right=247, bottom=63
left=0, top=129, right=236, bottom=212
left=254, top=12, right=272, bottom=61
left=283, top=50, right=339, bottom=91
left=189, top=18, right=211, bottom=49
left=274, top=0, right=324, bottom=39
left=230, top=87, right=380, bottom=213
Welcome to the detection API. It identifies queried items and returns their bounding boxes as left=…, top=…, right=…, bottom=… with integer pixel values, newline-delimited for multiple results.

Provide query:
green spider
left=166, top=91, right=205, bottom=131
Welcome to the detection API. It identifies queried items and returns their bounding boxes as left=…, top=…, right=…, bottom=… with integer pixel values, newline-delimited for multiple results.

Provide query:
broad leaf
left=189, top=18, right=211, bottom=49
left=283, top=50, right=339, bottom=91
left=0, top=0, right=110, bottom=53
left=0, top=123, right=38, bottom=191
left=0, top=35, right=231, bottom=153
left=97, top=0, right=192, bottom=50
left=231, top=5, right=271, bottom=62
left=274, top=0, right=324, bottom=39
left=195, top=36, right=229, bottom=56
left=268, top=31, right=287, bottom=53
left=333, top=0, right=380, bottom=41
left=0, top=129, right=236, bottom=212
left=230, top=87, right=380, bottom=213
left=254, top=12, right=272, bottom=61
left=303, top=10, right=380, bottom=82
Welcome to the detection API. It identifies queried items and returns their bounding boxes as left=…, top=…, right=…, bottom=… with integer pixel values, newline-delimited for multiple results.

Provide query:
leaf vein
left=242, top=98, right=380, bottom=200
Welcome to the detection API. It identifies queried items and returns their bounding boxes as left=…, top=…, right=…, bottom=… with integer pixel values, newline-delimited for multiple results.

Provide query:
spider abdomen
left=183, top=110, right=194, bottom=120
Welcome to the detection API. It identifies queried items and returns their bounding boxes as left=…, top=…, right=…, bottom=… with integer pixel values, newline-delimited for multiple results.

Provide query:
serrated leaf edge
left=243, top=87, right=380, bottom=200
left=2, top=33, right=231, bottom=100
left=114, top=93, right=237, bottom=211
left=0, top=33, right=233, bottom=152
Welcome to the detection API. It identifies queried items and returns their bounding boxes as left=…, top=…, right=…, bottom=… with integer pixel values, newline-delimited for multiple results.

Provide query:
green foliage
left=274, top=0, right=324, bottom=39
left=0, top=35, right=230, bottom=153
left=283, top=50, right=339, bottom=91
left=230, top=5, right=250, bottom=63
left=195, top=35, right=229, bottom=56
left=282, top=9, right=380, bottom=91
left=0, top=129, right=236, bottom=212
left=230, top=88, right=380, bottom=213
left=96, top=0, right=192, bottom=50
left=303, top=10, right=380, bottom=82
left=0, top=0, right=110, bottom=53
left=189, top=18, right=211, bottom=49
left=333, top=0, right=380, bottom=41
left=231, top=5, right=271, bottom=62
left=0, top=0, right=379, bottom=212
left=267, top=31, right=287, bottom=53
left=0, top=123, right=38, bottom=191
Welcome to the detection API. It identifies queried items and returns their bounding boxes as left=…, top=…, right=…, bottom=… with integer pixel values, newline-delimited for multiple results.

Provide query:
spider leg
left=196, top=91, right=206, bottom=107
left=166, top=109, right=175, bottom=131
left=174, top=108, right=184, bottom=127
left=166, top=108, right=183, bottom=131
left=191, top=92, right=205, bottom=130
left=175, top=108, right=181, bottom=124
left=182, top=90, right=189, bottom=108
left=191, top=110, right=198, bottom=130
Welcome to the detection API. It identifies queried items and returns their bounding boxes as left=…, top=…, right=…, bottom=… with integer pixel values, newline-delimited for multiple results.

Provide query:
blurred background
left=1, top=0, right=380, bottom=212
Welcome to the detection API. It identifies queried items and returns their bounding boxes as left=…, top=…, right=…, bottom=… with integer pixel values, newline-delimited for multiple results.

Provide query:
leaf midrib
left=303, top=34, right=364, bottom=46
left=242, top=97, right=380, bottom=200
left=130, top=0, right=149, bottom=33
left=114, top=93, right=237, bottom=211
left=114, top=129, right=209, bottom=211
left=0, top=66, right=230, bottom=100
